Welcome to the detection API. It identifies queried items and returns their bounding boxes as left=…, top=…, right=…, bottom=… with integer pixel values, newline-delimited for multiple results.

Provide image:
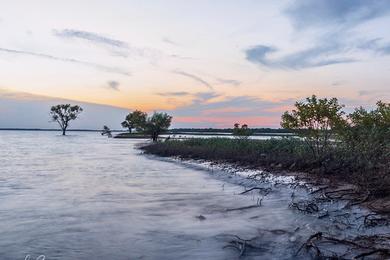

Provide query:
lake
left=0, top=131, right=386, bottom=259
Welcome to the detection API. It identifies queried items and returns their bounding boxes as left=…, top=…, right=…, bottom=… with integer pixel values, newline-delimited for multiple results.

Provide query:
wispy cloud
left=331, top=80, right=347, bottom=86
left=246, top=33, right=390, bottom=70
left=53, top=29, right=128, bottom=48
left=156, top=91, right=220, bottom=105
left=106, top=80, right=120, bottom=91
left=156, top=91, right=190, bottom=97
left=162, top=37, right=180, bottom=46
left=216, top=78, right=241, bottom=87
left=53, top=28, right=164, bottom=61
left=285, top=0, right=390, bottom=30
left=357, top=38, right=390, bottom=55
left=0, top=47, right=131, bottom=76
left=173, top=70, right=213, bottom=89
left=245, top=1, right=390, bottom=70
left=245, top=42, right=355, bottom=69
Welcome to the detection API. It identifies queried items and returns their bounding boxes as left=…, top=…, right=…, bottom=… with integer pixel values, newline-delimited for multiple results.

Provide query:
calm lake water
left=0, top=131, right=385, bottom=259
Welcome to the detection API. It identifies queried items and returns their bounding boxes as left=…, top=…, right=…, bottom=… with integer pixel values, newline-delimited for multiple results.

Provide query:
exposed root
left=296, top=232, right=390, bottom=259
left=223, top=235, right=263, bottom=257
left=309, top=185, right=328, bottom=195
left=289, top=200, right=319, bottom=214
left=357, top=213, right=390, bottom=228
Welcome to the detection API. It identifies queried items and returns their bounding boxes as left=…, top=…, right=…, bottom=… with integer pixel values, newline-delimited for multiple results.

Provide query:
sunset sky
left=0, top=0, right=389, bottom=129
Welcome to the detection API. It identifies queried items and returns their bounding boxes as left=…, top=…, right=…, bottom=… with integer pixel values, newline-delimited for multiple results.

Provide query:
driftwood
left=223, top=235, right=264, bottom=257
left=225, top=205, right=260, bottom=212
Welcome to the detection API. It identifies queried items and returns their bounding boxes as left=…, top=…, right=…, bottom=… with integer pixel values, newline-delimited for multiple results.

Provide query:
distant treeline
left=168, top=128, right=292, bottom=134
left=0, top=127, right=292, bottom=134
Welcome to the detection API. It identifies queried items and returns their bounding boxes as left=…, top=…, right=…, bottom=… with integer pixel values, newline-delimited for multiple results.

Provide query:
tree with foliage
left=145, top=112, right=172, bottom=142
left=281, top=95, right=345, bottom=158
left=121, top=110, right=147, bottom=133
left=50, top=104, right=83, bottom=135
left=233, top=123, right=253, bottom=139
left=341, top=101, right=389, bottom=163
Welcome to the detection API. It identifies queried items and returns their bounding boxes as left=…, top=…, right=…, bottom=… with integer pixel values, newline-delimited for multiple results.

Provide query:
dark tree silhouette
left=50, top=104, right=83, bottom=135
left=121, top=110, right=147, bottom=133
left=101, top=125, right=112, bottom=138
left=233, top=123, right=252, bottom=139
left=145, top=112, right=172, bottom=141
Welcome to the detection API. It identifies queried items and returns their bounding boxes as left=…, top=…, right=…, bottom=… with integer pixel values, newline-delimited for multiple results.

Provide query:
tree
left=121, top=110, right=147, bottom=133
left=145, top=112, right=172, bottom=142
left=341, top=101, right=389, bottom=161
left=50, top=104, right=83, bottom=135
left=281, top=95, right=345, bottom=158
left=233, top=123, right=253, bottom=139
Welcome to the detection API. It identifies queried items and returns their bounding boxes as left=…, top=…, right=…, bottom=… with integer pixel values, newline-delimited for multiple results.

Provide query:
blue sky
left=0, top=0, right=389, bottom=129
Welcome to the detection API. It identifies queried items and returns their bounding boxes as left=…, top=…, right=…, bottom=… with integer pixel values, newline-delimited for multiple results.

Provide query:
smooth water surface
left=0, top=131, right=385, bottom=259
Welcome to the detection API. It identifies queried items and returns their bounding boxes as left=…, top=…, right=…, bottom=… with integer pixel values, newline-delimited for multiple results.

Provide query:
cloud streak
left=285, top=0, right=390, bottom=29
left=216, top=78, right=241, bottom=87
left=53, top=29, right=164, bottom=61
left=245, top=43, right=355, bottom=69
left=156, top=91, right=190, bottom=97
left=173, top=70, right=213, bottom=89
left=53, top=29, right=128, bottom=48
left=0, top=47, right=131, bottom=76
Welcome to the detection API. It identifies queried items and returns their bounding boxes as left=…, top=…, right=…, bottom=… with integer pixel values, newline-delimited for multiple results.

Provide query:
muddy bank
left=141, top=139, right=390, bottom=216
left=143, top=153, right=390, bottom=259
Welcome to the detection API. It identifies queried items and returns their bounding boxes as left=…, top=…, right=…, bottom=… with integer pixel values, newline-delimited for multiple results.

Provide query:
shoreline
left=142, top=152, right=390, bottom=258
left=140, top=138, right=390, bottom=216
left=145, top=152, right=389, bottom=215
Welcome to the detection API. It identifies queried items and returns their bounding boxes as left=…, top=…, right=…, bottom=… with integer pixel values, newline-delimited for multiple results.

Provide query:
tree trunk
left=128, top=127, right=132, bottom=133
left=152, top=132, right=158, bottom=142
left=62, top=128, right=66, bottom=135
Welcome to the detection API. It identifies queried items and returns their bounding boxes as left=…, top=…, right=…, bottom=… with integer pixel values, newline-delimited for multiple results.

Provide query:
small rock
left=196, top=215, right=206, bottom=221
left=289, top=236, right=297, bottom=242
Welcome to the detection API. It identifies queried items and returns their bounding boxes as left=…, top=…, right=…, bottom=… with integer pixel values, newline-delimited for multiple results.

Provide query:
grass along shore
left=141, top=137, right=390, bottom=212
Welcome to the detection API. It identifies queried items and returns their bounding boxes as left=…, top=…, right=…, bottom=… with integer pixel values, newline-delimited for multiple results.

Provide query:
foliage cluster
left=121, top=110, right=172, bottom=141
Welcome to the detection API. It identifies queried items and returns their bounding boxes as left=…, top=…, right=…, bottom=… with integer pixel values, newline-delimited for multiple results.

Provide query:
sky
left=0, top=0, right=389, bottom=129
